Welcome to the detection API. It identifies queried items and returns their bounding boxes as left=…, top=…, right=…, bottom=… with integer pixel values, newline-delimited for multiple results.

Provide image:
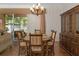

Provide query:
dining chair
left=47, top=30, right=56, bottom=56
left=29, top=33, right=44, bottom=56
left=17, top=32, right=27, bottom=56
left=21, top=31, right=26, bottom=38
left=42, top=34, right=49, bottom=56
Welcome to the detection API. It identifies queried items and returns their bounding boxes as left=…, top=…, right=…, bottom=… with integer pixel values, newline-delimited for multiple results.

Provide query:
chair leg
left=41, top=51, right=44, bottom=56
left=27, top=50, right=29, bottom=56
left=29, top=50, right=31, bottom=56
left=46, top=45, right=49, bottom=56
left=47, top=49, right=49, bottom=56
left=47, top=48, right=54, bottom=56
left=25, top=47, right=28, bottom=56
left=18, top=46, right=20, bottom=56
left=18, top=47, right=27, bottom=56
left=52, top=48, right=55, bottom=56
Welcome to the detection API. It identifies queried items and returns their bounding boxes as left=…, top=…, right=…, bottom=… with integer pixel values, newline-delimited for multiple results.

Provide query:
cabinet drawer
left=71, top=42, right=79, bottom=56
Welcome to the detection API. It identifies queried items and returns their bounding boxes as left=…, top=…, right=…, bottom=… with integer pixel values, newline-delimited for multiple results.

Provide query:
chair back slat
left=29, top=33, right=42, bottom=46
left=17, top=32, right=22, bottom=40
left=51, top=30, right=56, bottom=45
left=51, top=32, right=56, bottom=39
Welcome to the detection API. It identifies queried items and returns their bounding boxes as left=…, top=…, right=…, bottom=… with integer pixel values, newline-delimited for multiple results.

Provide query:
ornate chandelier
left=30, top=3, right=46, bottom=15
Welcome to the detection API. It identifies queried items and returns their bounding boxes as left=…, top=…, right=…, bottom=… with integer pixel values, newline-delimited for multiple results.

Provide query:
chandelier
left=30, top=3, right=46, bottom=15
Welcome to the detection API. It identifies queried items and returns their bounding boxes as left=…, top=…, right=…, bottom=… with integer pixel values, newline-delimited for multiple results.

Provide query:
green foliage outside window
left=5, top=15, right=28, bottom=25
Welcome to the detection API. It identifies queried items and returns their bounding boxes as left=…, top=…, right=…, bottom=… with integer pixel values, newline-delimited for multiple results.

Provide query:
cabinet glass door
left=76, top=13, right=79, bottom=33
left=61, top=15, right=65, bottom=32
left=65, top=15, right=70, bottom=32
left=69, top=15, right=72, bottom=32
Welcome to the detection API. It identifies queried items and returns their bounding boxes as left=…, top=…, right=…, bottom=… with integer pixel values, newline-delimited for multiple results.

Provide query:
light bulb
left=32, top=9, right=34, bottom=12
left=36, top=6, right=39, bottom=9
left=38, top=3, right=40, bottom=7
left=30, top=7, right=33, bottom=11
left=41, top=6, right=44, bottom=10
left=33, top=4, right=35, bottom=8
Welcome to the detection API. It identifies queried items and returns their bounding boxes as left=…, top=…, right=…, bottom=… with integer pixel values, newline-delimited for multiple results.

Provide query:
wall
left=0, top=3, right=78, bottom=41
left=27, top=14, right=40, bottom=33
left=60, top=3, right=79, bottom=13
left=42, top=4, right=62, bottom=41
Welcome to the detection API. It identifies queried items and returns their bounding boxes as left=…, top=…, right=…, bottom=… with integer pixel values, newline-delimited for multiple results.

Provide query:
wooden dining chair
left=47, top=30, right=56, bottom=56
left=21, top=31, right=27, bottom=38
left=17, top=32, right=27, bottom=56
left=29, top=33, right=44, bottom=56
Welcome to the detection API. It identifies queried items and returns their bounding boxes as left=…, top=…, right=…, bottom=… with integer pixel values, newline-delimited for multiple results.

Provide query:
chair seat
left=20, top=42, right=26, bottom=46
left=48, top=41, right=53, bottom=45
left=31, top=47, right=42, bottom=52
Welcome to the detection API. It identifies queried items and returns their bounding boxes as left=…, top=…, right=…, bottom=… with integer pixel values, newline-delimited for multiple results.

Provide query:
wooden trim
left=0, top=8, right=31, bottom=16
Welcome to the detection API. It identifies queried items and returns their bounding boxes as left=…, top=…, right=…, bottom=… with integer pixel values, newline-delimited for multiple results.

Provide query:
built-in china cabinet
left=60, top=5, right=79, bottom=56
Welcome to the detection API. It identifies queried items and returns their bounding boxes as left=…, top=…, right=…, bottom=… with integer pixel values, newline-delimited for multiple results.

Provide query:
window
left=5, top=15, right=28, bottom=33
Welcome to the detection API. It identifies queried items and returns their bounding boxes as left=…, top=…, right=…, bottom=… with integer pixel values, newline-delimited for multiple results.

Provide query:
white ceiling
left=0, top=3, right=78, bottom=15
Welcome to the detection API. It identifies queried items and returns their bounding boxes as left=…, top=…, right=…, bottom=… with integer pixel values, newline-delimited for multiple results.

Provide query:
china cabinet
left=60, top=5, right=79, bottom=55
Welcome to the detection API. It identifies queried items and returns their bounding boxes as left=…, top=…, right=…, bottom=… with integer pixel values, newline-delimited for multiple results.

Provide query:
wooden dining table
left=23, top=34, right=50, bottom=55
